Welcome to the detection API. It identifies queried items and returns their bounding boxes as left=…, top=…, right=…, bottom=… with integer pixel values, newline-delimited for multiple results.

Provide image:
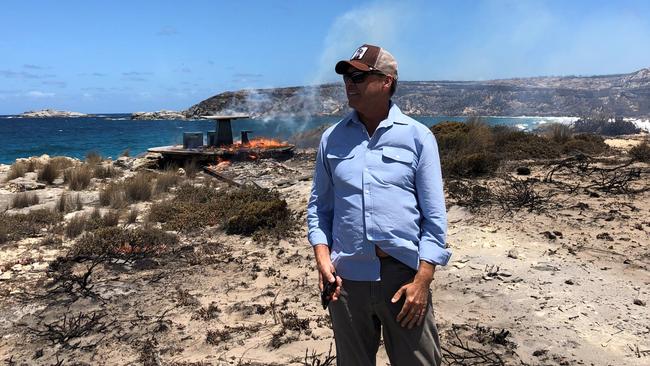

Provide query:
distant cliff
left=185, top=68, right=650, bottom=118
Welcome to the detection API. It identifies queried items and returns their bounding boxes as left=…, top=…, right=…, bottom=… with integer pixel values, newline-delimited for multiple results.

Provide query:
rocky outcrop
left=131, top=110, right=188, bottom=120
left=19, top=109, right=88, bottom=118
left=185, top=68, right=650, bottom=118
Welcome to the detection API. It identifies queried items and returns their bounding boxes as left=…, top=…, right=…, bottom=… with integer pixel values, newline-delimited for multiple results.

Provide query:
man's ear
left=384, top=76, right=394, bottom=91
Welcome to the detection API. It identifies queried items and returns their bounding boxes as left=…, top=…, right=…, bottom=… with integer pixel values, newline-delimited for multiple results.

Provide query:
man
left=307, top=44, right=451, bottom=365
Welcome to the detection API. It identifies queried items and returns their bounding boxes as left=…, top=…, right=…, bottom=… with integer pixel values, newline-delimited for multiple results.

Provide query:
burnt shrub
left=562, top=134, right=609, bottom=155
left=124, top=172, right=153, bottom=202
left=65, top=165, right=93, bottom=191
left=0, top=209, right=63, bottom=242
left=629, top=139, right=650, bottom=162
left=38, top=162, right=59, bottom=184
left=11, top=192, right=40, bottom=209
left=70, top=226, right=178, bottom=259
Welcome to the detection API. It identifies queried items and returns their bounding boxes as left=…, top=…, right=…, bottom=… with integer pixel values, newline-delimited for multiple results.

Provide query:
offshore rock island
left=185, top=67, right=650, bottom=119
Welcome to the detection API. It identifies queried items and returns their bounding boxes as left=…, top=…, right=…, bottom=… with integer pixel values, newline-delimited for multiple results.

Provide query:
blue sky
left=1, top=0, right=649, bottom=114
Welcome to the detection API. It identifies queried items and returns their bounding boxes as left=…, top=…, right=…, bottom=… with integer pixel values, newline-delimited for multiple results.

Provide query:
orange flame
left=234, top=137, right=289, bottom=149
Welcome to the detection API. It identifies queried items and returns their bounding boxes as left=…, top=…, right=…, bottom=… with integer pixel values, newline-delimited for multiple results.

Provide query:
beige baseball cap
left=335, top=44, right=398, bottom=79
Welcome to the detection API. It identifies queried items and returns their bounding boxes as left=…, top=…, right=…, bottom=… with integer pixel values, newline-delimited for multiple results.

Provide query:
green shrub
left=629, top=140, right=650, bottom=162
left=492, top=128, right=561, bottom=160
left=541, top=123, right=572, bottom=144
left=124, top=173, right=153, bottom=202
left=148, top=185, right=295, bottom=237
left=11, top=192, right=40, bottom=209
left=562, top=134, right=609, bottom=155
left=65, top=165, right=93, bottom=191
left=37, top=162, right=59, bottom=184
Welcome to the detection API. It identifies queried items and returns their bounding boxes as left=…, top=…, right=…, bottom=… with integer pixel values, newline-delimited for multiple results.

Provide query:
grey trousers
left=329, top=256, right=442, bottom=366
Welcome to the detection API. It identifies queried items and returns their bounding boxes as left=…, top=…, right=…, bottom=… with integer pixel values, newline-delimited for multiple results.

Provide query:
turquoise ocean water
left=0, top=114, right=575, bottom=164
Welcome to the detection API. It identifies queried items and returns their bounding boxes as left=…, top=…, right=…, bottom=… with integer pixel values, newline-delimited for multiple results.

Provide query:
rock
left=19, top=109, right=88, bottom=118
left=507, top=248, right=519, bottom=259
left=131, top=110, right=187, bottom=120
left=516, top=166, right=531, bottom=175
left=114, top=156, right=134, bottom=169
left=596, top=232, right=614, bottom=241
left=633, top=299, right=646, bottom=306
left=541, top=231, right=557, bottom=240
left=533, top=349, right=548, bottom=357
left=0, top=271, right=12, bottom=280
left=564, top=279, right=575, bottom=285
left=7, top=177, right=46, bottom=192
left=132, top=153, right=162, bottom=171
left=177, top=168, right=186, bottom=176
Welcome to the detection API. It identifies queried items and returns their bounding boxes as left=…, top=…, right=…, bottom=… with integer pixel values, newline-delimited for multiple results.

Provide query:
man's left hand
left=391, top=261, right=435, bottom=329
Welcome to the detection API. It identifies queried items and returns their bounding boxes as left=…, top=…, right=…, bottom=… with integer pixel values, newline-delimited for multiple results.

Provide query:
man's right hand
left=313, top=244, right=342, bottom=302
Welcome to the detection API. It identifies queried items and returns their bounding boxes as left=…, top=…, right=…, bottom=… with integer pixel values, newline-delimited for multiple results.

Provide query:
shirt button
left=365, top=190, right=370, bottom=194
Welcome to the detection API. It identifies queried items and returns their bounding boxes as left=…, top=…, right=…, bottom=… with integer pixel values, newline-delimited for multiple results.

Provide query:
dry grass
left=155, top=169, right=182, bottom=194
left=127, top=208, right=138, bottom=224
left=70, top=225, right=178, bottom=259
left=93, top=165, right=121, bottom=179
left=6, top=161, right=28, bottom=181
left=65, top=165, right=93, bottom=191
left=124, top=172, right=153, bottom=202
left=99, top=182, right=127, bottom=208
left=11, top=192, right=40, bottom=209
left=85, top=151, right=103, bottom=165
left=37, top=162, right=59, bottom=184
left=65, top=209, right=120, bottom=238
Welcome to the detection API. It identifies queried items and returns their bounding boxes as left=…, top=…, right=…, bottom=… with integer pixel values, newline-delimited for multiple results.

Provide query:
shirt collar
left=344, top=101, right=406, bottom=128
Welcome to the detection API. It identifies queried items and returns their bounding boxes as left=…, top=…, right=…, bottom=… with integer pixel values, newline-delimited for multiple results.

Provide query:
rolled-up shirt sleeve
left=415, top=131, right=451, bottom=265
left=307, top=134, right=334, bottom=247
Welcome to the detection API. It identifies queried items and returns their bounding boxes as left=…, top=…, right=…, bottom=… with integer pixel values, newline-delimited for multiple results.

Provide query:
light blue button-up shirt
left=307, top=103, right=451, bottom=281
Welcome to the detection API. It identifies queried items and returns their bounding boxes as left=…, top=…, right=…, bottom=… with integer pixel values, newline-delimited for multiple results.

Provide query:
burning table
left=147, top=114, right=295, bottom=165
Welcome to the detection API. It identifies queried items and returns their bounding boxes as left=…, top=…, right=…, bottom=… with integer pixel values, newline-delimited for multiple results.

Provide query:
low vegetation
left=148, top=184, right=296, bottom=238
left=65, top=209, right=120, bottom=238
left=572, top=116, right=640, bottom=136
left=37, top=162, right=59, bottom=184
left=11, top=192, right=40, bottom=209
left=431, top=118, right=612, bottom=178
left=0, top=209, right=63, bottom=244
left=629, top=139, right=650, bottom=162
left=70, top=225, right=178, bottom=259
left=6, top=161, right=29, bottom=181
left=64, top=165, right=93, bottom=191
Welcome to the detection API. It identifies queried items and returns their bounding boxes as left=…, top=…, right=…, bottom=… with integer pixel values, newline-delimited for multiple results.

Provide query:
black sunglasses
left=343, top=71, right=385, bottom=84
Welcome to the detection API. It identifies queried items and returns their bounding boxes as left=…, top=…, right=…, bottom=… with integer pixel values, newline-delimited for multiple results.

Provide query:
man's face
left=343, top=67, right=390, bottom=111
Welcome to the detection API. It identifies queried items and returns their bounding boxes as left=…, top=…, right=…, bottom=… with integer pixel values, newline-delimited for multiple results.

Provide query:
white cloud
left=26, top=91, right=55, bottom=98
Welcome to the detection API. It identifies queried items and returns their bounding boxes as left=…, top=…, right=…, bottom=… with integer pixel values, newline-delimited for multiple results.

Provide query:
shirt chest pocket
left=327, top=151, right=356, bottom=184
left=378, top=146, right=415, bottom=186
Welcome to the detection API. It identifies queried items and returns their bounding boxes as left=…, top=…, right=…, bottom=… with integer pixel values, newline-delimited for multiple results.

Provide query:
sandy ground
left=0, top=141, right=648, bottom=365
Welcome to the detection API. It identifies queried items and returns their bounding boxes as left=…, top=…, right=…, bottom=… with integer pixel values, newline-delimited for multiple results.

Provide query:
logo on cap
left=351, top=47, right=368, bottom=60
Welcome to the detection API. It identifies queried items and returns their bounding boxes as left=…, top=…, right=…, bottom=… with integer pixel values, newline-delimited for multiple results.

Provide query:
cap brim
left=335, top=60, right=372, bottom=74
